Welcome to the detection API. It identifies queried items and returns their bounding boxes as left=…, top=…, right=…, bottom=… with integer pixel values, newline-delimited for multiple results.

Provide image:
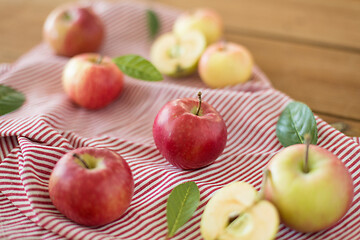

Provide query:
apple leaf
left=276, top=101, right=318, bottom=147
left=146, top=9, right=160, bottom=38
left=0, top=84, right=25, bottom=116
left=112, top=55, right=163, bottom=81
left=166, top=181, right=200, bottom=238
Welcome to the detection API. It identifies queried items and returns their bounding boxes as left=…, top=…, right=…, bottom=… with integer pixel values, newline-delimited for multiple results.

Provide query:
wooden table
left=1, top=0, right=359, bottom=136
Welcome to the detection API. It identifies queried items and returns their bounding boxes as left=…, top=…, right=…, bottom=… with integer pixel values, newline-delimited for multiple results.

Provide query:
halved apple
left=200, top=181, right=279, bottom=240
left=150, top=30, right=206, bottom=77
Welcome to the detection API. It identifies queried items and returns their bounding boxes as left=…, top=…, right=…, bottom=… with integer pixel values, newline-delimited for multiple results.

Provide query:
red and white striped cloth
left=0, top=1, right=359, bottom=239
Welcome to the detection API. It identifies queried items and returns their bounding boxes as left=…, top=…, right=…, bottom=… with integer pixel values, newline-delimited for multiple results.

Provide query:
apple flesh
left=153, top=92, right=227, bottom=170
left=201, top=181, right=280, bottom=240
left=43, top=4, right=104, bottom=57
left=173, top=8, right=223, bottom=45
left=48, top=147, right=134, bottom=227
left=198, top=42, right=254, bottom=88
left=62, top=53, right=124, bottom=109
left=264, top=144, right=354, bottom=233
left=150, top=31, right=206, bottom=77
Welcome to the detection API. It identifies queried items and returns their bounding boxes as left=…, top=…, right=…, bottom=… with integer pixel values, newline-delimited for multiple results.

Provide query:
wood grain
left=154, top=0, right=360, bottom=50
left=225, top=33, right=360, bottom=120
left=0, top=0, right=77, bottom=63
left=318, top=114, right=360, bottom=137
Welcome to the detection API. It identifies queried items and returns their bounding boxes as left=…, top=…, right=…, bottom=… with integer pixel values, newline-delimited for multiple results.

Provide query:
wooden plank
left=317, top=113, right=360, bottom=137
left=154, top=0, right=360, bottom=50
left=225, top=32, right=360, bottom=120
left=0, top=0, right=77, bottom=63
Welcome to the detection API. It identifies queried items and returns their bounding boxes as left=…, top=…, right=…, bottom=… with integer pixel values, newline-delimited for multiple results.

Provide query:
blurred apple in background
left=264, top=144, right=354, bottom=233
left=48, top=147, right=134, bottom=226
left=173, top=8, right=223, bottom=45
left=43, top=4, right=104, bottom=57
left=150, top=31, right=206, bottom=77
left=153, top=92, right=227, bottom=170
left=201, top=181, right=279, bottom=240
left=199, top=41, right=254, bottom=88
left=62, top=53, right=124, bottom=109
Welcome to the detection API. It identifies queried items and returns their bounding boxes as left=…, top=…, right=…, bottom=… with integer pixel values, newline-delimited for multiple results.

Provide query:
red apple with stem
left=153, top=92, right=227, bottom=170
left=43, top=4, right=104, bottom=57
left=62, top=53, right=124, bottom=109
left=48, top=147, right=134, bottom=227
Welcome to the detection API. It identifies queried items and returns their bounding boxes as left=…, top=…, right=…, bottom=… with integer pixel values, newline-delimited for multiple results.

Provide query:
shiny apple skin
left=62, top=53, right=124, bottom=109
left=264, top=144, right=354, bottom=233
left=48, top=147, right=134, bottom=227
left=199, top=42, right=254, bottom=88
left=173, top=8, right=223, bottom=45
left=43, top=4, right=104, bottom=57
left=153, top=97, right=227, bottom=170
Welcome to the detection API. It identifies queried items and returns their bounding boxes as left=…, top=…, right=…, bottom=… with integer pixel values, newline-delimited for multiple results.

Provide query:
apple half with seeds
left=150, top=30, right=206, bottom=77
left=200, top=181, right=279, bottom=240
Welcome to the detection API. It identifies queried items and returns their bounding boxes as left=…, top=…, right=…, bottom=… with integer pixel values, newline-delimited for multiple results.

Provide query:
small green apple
left=201, top=181, right=279, bottom=240
left=264, top=143, right=354, bottom=233
left=150, top=30, right=206, bottom=77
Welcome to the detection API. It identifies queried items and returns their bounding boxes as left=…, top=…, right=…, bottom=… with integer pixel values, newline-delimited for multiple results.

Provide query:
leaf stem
left=195, top=91, right=202, bottom=116
left=303, top=133, right=311, bottom=173
left=73, top=153, right=90, bottom=169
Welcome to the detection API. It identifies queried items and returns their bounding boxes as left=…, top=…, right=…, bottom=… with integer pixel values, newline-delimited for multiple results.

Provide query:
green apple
left=201, top=181, right=279, bottom=240
left=264, top=143, right=354, bottom=233
left=150, top=30, right=206, bottom=77
left=173, top=8, right=223, bottom=45
left=198, top=42, right=254, bottom=88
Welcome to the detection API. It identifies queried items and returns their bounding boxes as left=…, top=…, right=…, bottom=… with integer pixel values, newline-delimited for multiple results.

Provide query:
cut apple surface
left=150, top=31, right=206, bottom=77
left=201, top=181, right=279, bottom=240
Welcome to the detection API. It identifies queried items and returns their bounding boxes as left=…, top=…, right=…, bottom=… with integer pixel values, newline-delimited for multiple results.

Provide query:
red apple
left=48, top=147, right=134, bottom=227
left=62, top=53, right=124, bottom=109
left=43, top=4, right=104, bottom=57
left=153, top=92, right=227, bottom=170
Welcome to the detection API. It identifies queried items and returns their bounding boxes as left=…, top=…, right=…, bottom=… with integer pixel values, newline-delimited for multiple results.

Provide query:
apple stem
left=62, top=11, right=71, bottom=21
left=257, top=169, right=271, bottom=202
left=73, top=153, right=90, bottom=169
left=195, top=91, right=202, bottom=116
left=219, top=38, right=227, bottom=51
left=303, top=133, right=311, bottom=173
left=96, top=55, right=103, bottom=64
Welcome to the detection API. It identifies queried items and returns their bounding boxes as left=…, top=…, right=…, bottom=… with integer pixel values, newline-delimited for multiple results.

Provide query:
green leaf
left=276, top=101, right=318, bottom=147
left=112, top=54, right=163, bottom=81
left=146, top=9, right=160, bottom=38
left=0, top=84, right=25, bottom=116
left=166, top=181, right=200, bottom=238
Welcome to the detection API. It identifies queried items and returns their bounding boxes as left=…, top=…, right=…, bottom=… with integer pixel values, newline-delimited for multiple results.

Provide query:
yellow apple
left=150, top=31, right=206, bottom=77
left=198, top=42, right=254, bottom=88
left=173, top=8, right=223, bottom=45
left=264, top=144, right=354, bottom=233
left=201, top=181, right=279, bottom=240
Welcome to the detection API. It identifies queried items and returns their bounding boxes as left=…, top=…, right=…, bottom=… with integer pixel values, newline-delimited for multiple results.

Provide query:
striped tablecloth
left=0, top=1, right=359, bottom=239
